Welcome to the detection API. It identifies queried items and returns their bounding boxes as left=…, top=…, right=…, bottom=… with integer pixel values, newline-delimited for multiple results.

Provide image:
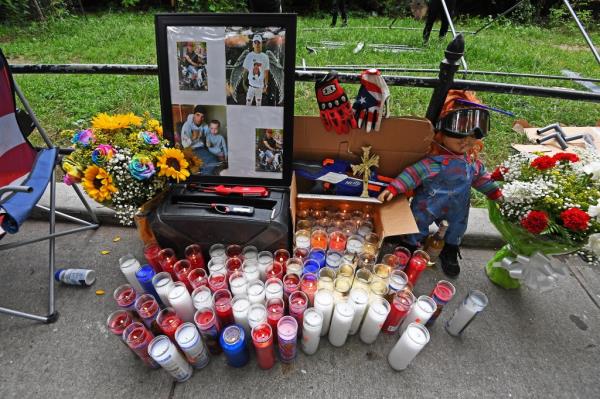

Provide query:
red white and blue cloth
left=352, top=68, right=390, bottom=133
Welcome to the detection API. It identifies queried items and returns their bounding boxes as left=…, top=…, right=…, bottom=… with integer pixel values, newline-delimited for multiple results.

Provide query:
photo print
left=225, top=27, right=286, bottom=107
left=176, top=41, right=208, bottom=91
left=255, top=128, right=283, bottom=173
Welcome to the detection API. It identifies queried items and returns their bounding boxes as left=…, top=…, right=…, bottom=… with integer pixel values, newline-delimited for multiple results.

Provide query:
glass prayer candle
left=341, top=220, right=357, bottom=237
left=119, top=254, right=144, bottom=293
left=247, top=280, right=266, bottom=305
left=293, top=247, right=309, bottom=261
left=330, top=231, right=348, bottom=252
left=325, top=250, right=343, bottom=269
left=302, top=308, right=323, bottom=355
left=393, top=246, right=411, bottom=270
left=207, top=258, right=226, bottom=276
left=314, top=288, right=334, bottom=336
left=353, top=268, right=373, bottom=292
left=365, top=232, right=380, bottom=247
left=308, top=248, right=326, bottom=268
left=157, top=307, right=183, bottom=340
left=192, top=286, right=214, bottom=311
left=220, top=325, right=250, bottom=368
left=399, top=295, right=437, bottom=333
left=302, top=259, right=320, bottom=275
left=316, top=216, right=331, bottom=229
left=135, top=294, right=160, bottom=331
left=114, top=284, right=137, bottom=311
left=158, top=248, right=178, bottom=279
left=277, top=316, right=298, bottom=363
left=188, top=268, right=208, bottom=290
left=265, top=278, right=284, bottom=301
left=426, top=280, right=456, bottom=327
left=168, top=282, right=196, bottom=323
left=294, top=229, right=311, bottom=249
left=242, top=259, right=260, bottom=282
left=386, top=270, right=408, bottom=302
left=248, top=303, right=268, bottom=330
left=327, top=226, right=342, bottom=235
left=257, top=251, right=274, bottom=281
left=225, top=257, right=243, bottom=279
left=175, top=322, right=210, bottom=370
left=383, top=290, right=415, bottom=334
left=311, top=207, right=326, bottom=219
left=359, top=296, right=391, bottom=344
left=225, top=244, right=243, bottom=259
left=252, top=323, right=276, bottom=370
left=185, top=244, right=205, bottom=271
left=357, top=253, right=376, bottom=271
left=382, top=254, right=401, bottom=270
left=123, top=322, right=159, bottom=368
left=328, top=301, right=355, bottom=347
left=405, top=250, right=430, bottom=287
left=229, top=271, right=248, bottom=297
left=374, top=263, right=391, bottom=280
left=338, top=263, right=354, bottom=278
left=274, top=249, right=290, bottom=266
left=288, top=291, right=309, bottom=327
left=342, top=251, right=356, bottom=267
left=296, top=219, right=313, bottom=231
left=351, top=209, right=364, bottom=219
left=310, top=229, right=328, bottom=250
left=152, top=272, right=174, bottom=307
left=318, top=267, right=336, bottom=291
left=283, top=273, right=300, bottom=300
left=242, top=245, right=258, bottom=261
left=362, top=242, right=379, bottom=257
left=285, top=257, right=303, bottom=276
left=194, top=307, right=222, bottom=355
left=348, top=287, right=370, bottom=335
left=174, top=260, right=193, bottom=291
left=388, top=322, right=430, bottom=371
left=445, top=290, right=488, bottom=337
left=369, top=277, right=389, bottom=301
left=135, top=265, right=162, bottom=306
left=148, top=335, right=193, bottom=382
left=265, top=261, right=284, bottom=281
left=296, top=208, right=311, bottom=220
left=300, top=273, right=318, bottom=306
left=346, top=235, right=365, bottom=254
left=144, top=243, right=162, bottom=273
left=357, top=221, right=373, bottom=237
left=209, top=243, right=226, bottom=262
left=324, top=206, right=337, bottom=218
left=232, top=295, right=251, bottom=336
left=208, top=272, right=228, bottom=293
left=213, top=289, right=234, bottom=326
left=333, top=276, right=352, bottom=303
left=266, top=297, right=285, bottom=335
left=107, top=310, right=134, bottom=338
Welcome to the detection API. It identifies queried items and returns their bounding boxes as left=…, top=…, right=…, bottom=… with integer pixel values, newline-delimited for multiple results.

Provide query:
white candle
left=314, top=289, right=334, bottom=336
left=328, top=301, right=355, bottom=347
left=232, top=296, right=251, bottom=336
left=229, top=273, right=248, bottom=297
left=209, top=244, right=226, bottom=260
left=399, top=295, right=436, bottom=333
left=248, top=303, right=267, bottom=330
left=242, top=246, right=258, bottom=261
left=174, top=323, right=210, bottom=370
left=152, top=272, right=174, bottom=306
left=192, top=286, right=214, bottom=311
left=208, top=258, right=226, bottom=275
left=168, top=282, right=195, bottom=323
left=119, top=254, right=144, bottom=293
left=242, top=260, right=260, bottom=282
left=265, top=279, right=284, bottom=301
left=359, top=297, right=391, bottom=344
left=387, top=322, right=430, bottom=371
left=295, top=232, right=310, bottom=249
left=325, top=251, right=342, bottom=268
left=346, top=236, right=364, bottom=254
left=148, top=335, right=193, bottom=382
left=285, top=258, right=304, bottom=276
left=247, top=280, right=266, bottom=305
left=257, top=251, right=273, bottom=281
left=357, top=223, right=373, bottom=237
left=301, top=308, right=323, bottom=355
left=445, top=290, right=488, bottom=336
left=348, top=287, right=370, bottom=335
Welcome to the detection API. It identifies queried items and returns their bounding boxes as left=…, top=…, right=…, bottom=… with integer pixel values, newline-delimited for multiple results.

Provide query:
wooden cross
left=351, top=146, right=379, bottom=198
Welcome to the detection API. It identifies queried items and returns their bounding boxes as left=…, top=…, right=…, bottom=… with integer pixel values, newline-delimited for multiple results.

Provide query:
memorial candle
left=286, top=257, right=304, bottom=276
left=107, top=310, right=134, bottom=339
left=220, top=325, right=250, bottom=368
left=252, top=323, right=276, bottom=370
left=328, top=231, right=347, bottom=252
left=393, top=246, right=411, bottom=270
left=229, top=271, right=248, bottom=297
left=242, top=259, right=260, bottom=283
left=373, top=263, right=391, bottom=280
left=168, top=282, right=196, bottom=323
left=213, top=289, right=234, bottom=326
left=173, top=260, right=193, bottom=291
left=314, top=288, right=334, bottom=336
left=152, top=272, right=174, bottom=307
left=385, top=270, right=408, bottom=302
left=338, top=263, right=355, bottom=278
left=247, top=280, right=266, bottom=305
left=300, top=272, right=318, bottom=306
left=185, top=243, right=206, bottom=271
left=265, top=278, right=284, bottom=301
left=310, top=229, right=328, bottom=250
left=114, top=284, right=137, bottom=311
left=144, top=243, right=162, bottom=273
left=232, top=295, right=251, bottom=336
left=301, top=308, right=323, bottom=355
left=135, top=294, right=160, bottom=331
left=333, top=276, right=352, bottom=303
left=341, top=220, right=357, bottom=237
left=208, top=272, right=228, bottom=293
left=294, top=229, right=311, bottom=249
left=312, top=207, right=326, bottom=219
left=192, top=286, right=214, bottom=311
left=283, top=273, right=300, bottom=300
left=318, top=267, right=336, bottom=291
left=157, top=307, right=183, bottom=340
left=348, top=287, right=369, bottom=335
left=273, top=249, right=290, bottom=267
left=405, top=250, right=430, bottom=287
left=265, top=261, right=284, bottom=281
left=257, top=251, right=273, bottom=281
left=369, top=277, right=389, bottom=301
left=226, top=257, right=243, bottom=279
left=302, top=259, right=320, bottom=275
left=426, top=280, right=456, bottom=327
left=382, top=254, right=401, bottom=270
left=158, top=248, right=178, bottom=279
left=123, top=322, right=159, bottom=368
left=289, top=291, right=309, bottom=327
left=445, top=290, right=488, bottom=337
left=388, top=322, right=430, bottom=371
left=399, top=295, right=436, bottom=333
left=148, top=335, right=193, bottom=382
left=225, top=244, right=243, bottom=260
left=248, top=303, right=268, bottom=330
left=328, top=301, right=355, bottom=347
left=188, top=268, right=208, bottom=290
left=207, top=258, right=226, bottom=276
left=352, top=268, right=373, bottom=292
left=357, top=253, right=376, bottom=271
left=357, top=221, right=373, bottom=237
left=359, top=296, right=391, bottom=344
left=209, top=243, right=226, bottom=262
left=308, top=248, right=326, bottom=268
left=266, top=297, right=285, bottom=335
left=136, top=265, right=162, bottom=306
left=325, top=250, right=343, bottom=269
left=277, top=316, right=298, bottom=363
left=175, top=322, right=210, bottom=370
left=242, top=245, right=258, bottom=262
left=194, top=307, right=222, bottom=355
left=119, top=254, right=144, bottom=293
left=293, top=247, right=309, bottom=261
left=346, top=235, right=364, bottom=254
left=382, top=290, right=415, bottom=334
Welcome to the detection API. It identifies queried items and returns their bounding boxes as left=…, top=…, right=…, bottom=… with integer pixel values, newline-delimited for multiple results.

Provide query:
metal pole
left=474, top=0, right=528, bottom=35
left=562, top=0, right=600, bottom=65
left=48, top=169, right=57, bottom=321
left=440, top=0, right=468, bottom=73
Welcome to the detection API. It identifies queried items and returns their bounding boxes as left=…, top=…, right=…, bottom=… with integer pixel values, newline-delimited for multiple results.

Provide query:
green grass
left=1, top=12, right=599, bottom=205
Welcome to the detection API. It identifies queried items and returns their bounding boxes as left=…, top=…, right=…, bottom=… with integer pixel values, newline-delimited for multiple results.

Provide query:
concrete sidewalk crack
left=167, top=381, right=177, bottom=399
left=568, top=262, right=600, bottom=311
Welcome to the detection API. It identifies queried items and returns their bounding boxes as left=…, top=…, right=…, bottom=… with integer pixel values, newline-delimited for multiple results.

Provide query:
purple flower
left=91, top=144, right=115, bottom=165
left=71, top=129, right=96, bottom=147
left=128, top=155, right=155, bottom=181
left=139, top=131, right=160, bottom=145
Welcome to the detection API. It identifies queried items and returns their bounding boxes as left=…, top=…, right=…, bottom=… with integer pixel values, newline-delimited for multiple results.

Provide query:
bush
left=176, top=0, right=246, bottom=12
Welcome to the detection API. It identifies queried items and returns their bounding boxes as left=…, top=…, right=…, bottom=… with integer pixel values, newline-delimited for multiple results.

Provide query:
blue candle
left=220, top=325, right=249, bottom=367
left=302, top=259, right=320, bottom=275
left=308, top=249, right=326, bottom=268
left=136, top=265, right=164, bottom=306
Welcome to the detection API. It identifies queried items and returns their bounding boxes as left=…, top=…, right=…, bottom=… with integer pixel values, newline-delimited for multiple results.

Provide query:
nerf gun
left=293, top=158, right=393, bottom=197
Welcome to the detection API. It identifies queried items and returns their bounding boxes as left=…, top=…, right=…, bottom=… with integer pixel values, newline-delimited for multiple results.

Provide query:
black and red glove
left=315, top=71, right=357, bottom=135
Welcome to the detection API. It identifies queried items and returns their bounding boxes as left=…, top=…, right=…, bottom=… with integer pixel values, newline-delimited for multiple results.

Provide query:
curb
left=33, top=182, right=506, bottom=249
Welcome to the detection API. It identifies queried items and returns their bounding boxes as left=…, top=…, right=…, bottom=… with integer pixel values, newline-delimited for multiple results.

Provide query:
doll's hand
left=378, top=189, right=394, bottom=202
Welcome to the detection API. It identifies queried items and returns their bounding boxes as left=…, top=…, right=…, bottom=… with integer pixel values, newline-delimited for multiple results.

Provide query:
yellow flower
left=82, top=165, right=118, bottom=202
left=62, top=156, right=83, bottom=179
left=91, top=113, right=143, bottom=131
left=147, top=118, right=163, bottom=137
left=157, top=148, right=190, bottom=182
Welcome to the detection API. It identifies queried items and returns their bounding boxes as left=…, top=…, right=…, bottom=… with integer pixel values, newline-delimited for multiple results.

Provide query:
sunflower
left=157, top=148, right=190, bottom=182
left=82, top=165, right=118, bottom=202
left=181, top=147, right=203, bottom=174
left=91, top=113, right=143, bottom=131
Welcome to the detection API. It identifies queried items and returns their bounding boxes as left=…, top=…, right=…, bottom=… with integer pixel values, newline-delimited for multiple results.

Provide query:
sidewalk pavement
left=0, top=220, right=599, bottom=398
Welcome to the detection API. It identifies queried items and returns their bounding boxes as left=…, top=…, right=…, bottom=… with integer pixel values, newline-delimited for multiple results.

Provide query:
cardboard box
left=291, top=115, right=435, bottom=241
left=513, top=123, right=600, bottom=154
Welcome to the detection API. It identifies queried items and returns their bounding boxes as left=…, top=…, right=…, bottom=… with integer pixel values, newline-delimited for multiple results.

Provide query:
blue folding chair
left=0, top=48, right=100, bottom=323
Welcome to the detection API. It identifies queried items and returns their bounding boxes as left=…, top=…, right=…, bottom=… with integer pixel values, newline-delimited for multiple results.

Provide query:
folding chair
left=0, top=48, right=100, bottom=323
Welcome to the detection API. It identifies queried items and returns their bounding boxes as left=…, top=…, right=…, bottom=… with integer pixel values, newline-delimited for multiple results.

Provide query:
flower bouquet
left=61, top=113, right=201, bottom=225
left=486, top=149, right=600, bottom=289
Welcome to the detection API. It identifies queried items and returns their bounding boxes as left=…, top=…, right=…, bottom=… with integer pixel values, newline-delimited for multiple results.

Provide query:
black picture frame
left=155, top=13, right=296, bottom=188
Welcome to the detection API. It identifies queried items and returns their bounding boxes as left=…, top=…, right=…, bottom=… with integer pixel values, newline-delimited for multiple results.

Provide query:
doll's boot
left=440, top=244, right=461, bottom=278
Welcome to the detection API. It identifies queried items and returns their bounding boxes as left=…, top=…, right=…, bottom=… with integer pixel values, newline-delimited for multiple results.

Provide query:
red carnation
left=531, top=155, right=556, bottom=171
left=491, top=166, right=508, bottom=181
left=520, top=210, right=549, bottom=234
left=560, top=208, right=590, bottom=231
left=552, top=152, right=579, bottom=163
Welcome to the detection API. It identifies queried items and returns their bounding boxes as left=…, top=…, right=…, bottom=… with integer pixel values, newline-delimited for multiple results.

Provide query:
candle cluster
left=109, top=241, right=488, bottom=379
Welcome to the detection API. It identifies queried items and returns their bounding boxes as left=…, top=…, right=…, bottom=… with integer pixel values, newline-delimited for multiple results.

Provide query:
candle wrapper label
left=54, top=268, right=96, bottom=286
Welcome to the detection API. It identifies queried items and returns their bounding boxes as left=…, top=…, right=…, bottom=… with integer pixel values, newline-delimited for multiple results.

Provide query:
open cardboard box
left=512, top=122, right=600, bottom=154
left=290, top=115, right=434, bottom=243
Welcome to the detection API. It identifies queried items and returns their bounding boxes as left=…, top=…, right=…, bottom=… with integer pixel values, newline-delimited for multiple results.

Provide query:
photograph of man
left=243, top=34, right=270, bottom=106
left=256, top=128, right=283, bottom=172
left=180, top=105, right=219, bottom=175
left=178, top=41, right=207, bottom=91
left=206, top=119, right=228, bottom=163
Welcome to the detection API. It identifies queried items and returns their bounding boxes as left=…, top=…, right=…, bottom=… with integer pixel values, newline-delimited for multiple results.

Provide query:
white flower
left=583, top=162, right=600, bottom=181
left=587, top=233, right=600, bottom=256
left=588, top=201, right=600, bottom=219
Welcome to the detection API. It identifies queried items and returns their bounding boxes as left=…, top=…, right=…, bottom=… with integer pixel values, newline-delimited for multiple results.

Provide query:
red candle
left=293, top=247, right=309, bottom=261
left=107, top=310, right=134, bottom=336
left=288, top=291, right=308, bottom=327
left=213, top=289, right=234, bottom=326
left=405, top=254, right=428, bottom=287
left=252, top=323, right=276, bottom=369
left=328, top=231, right=347, bottom=252
left=113, top=284, right=137, bottom=310
left=208, top=272, right=228, bottom=293
left=382, top=290, right=414, bottom=334
left=266, top=298, right=285, bottom=335
left=144, top=243, right=162, bottom=273
left=274, top=249, right=290, bottom=267
left=300, top=273, right=318, bottom=306
left=194, top=308, right=222, bottom=355
left=393, top=246, right=411, bottom=270
left=225, top=244, right=243, bottom=259
left=158, top=248, right=178, bottom=279
left=124, top=322, right=157, bottom=368
left=225, top=257, right=243, bottom=279
left=310, top=229, right=328, bottom=250
left=265, top=261, right=284, bottom=280
left=174, top=260, right=193, bottom=290
left=283, top=273, right=300, bottom=301
left=157, top=308, right=183, bottom=340
left=185, top=244, right=206, bottom=271
left=188, top=268, right=208, bottom=290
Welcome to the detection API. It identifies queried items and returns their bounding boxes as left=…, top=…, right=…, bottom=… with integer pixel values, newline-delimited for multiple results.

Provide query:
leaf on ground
left=113, top=236, right=121, bottom=242
left=100, top=250, right=110, bottom=255
left=95, top=289, right=105, bottom=296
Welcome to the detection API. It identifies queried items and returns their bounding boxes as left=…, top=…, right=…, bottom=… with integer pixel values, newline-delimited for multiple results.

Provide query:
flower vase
left=485, top=245, right=521, bottom=289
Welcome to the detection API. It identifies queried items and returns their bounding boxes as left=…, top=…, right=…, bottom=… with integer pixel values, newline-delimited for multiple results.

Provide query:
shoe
left=440, top=244, right=461, bottom=278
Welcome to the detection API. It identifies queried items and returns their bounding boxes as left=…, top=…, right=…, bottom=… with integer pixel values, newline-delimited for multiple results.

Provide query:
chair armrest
left=0, top=186, right=33, bottom=204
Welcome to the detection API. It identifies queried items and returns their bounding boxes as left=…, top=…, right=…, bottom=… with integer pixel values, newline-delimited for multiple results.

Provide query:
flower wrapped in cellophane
left=61, top=112, right=201, bottom=225
left=486, top=148, right=600, bottom=289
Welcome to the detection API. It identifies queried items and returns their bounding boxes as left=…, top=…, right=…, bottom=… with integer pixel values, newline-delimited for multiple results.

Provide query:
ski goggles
left=436, top=108, right=490, bottom=139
